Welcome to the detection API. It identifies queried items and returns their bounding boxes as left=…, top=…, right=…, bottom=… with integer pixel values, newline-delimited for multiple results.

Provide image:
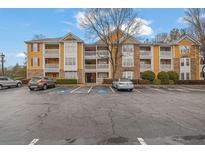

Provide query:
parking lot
left=0, top=85, right=205, bottom=145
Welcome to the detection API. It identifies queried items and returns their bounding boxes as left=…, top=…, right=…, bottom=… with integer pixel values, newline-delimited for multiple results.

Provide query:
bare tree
left=79, top=8, right=142, bottom=79
left=32, top=34, right=46, bottom=40
left=183, top=8, right=205, bottom=79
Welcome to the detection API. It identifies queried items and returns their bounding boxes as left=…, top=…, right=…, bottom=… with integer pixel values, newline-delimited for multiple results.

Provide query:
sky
left=0, top=8, right=188, bottom=67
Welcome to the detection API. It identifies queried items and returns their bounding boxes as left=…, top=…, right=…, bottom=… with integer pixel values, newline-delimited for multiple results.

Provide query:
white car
left=112, top=78, right=134, bottom=91
left=0, top=76, right=22, bottom=90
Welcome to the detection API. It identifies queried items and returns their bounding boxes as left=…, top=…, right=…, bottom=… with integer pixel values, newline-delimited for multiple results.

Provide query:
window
left=186, top=73, right=190, bottom=80
left=186, top=59, right=190, bottom=66
left=65, top=57, right=76, bottom=66
left=122, top=71, right=133, bottom=80
left=122, top=45, right=134, bottom=67
left=181, top=73, right=185, bottom=80
left=32, top=57, right=39, bottom=67
left=180, top=46, right=190, bottom=55
left=32, top=43, right=38, bottom=52
left=98, top=73, right=108, bottom=78
left=65, top=71, right=77, bottom=79
left=181, top=60, right=184, bottom=66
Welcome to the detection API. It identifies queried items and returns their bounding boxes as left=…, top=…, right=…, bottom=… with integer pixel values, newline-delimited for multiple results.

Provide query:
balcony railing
left=45, top=64, right=59, bottom=72
left=97, top=50, right=109, bottom=58
left=85, top=51, right=97, bottom=59
left=140, top=51, right=152, bottom=59
left=85, top=64, right=109, bottom=72
left=160, top=64, right=172, bottom=71
left=140, top=63, right=151, bottom=70
left=160, top=51, right=172, bottom=59
left=44, top=49, right=59, bottom=58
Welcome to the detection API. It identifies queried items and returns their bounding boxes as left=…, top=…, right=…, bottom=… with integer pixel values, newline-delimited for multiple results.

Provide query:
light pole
left=0, top=52, right=5, bottom=76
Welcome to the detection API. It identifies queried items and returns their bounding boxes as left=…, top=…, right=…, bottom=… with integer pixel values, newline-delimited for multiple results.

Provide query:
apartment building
left=26, top=32, right=201, bottom=83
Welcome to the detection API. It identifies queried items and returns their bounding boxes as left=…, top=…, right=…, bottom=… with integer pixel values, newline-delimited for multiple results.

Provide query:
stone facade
left=114, top=44, right=140, bottom=79
left=27, top=69, right=44, bottom=79
left=77, top=69, right=84, bottom=84
left=191, top=58, right=198, bottom=80
left=173, top=58, right=180, bottom=76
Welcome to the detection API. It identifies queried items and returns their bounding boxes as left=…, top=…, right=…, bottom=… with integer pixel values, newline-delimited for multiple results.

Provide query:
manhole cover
left=106, top=136, right=129, bottom=144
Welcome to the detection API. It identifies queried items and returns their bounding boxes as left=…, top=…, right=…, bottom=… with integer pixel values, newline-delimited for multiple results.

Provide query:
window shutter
left=37, top=44, right=40, bottom=51
left=31, top=44, right=33, bottom=52
left=38, top=58, right=40, bottom=66
left=31, top=58, right=33, bottom=66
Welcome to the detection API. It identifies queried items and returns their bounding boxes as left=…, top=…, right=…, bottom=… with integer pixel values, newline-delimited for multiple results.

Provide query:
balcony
left=97, top=64, right=109, bottom=72
left=44, top=49, right=59, bottom=58
left=97, top=50, right=109, bottom=58
left=160, top=64, right=172, bottom=71
left=85, top=64, right=96, bottom=72
left=140, top=63, right=151, bottom=71
left=85, top=51, right=97, bottom=59
left=160, top=51, right=172, bottom=59
left=45, top=64, right=59, bottom=72
left=140, top=51, right=152, bottom=59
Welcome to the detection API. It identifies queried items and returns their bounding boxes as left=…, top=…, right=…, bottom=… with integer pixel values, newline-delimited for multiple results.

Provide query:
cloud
left=135, top=18, right=153, bottom=36
left=61, top=21, right=75, bottom=26
left=16, top=53, right=26, bottom=58
left=75, top=11, right=86, bottom=29
left=177, top=16, right=188, bottom=24
left=75, top=11, right=153, bottom=36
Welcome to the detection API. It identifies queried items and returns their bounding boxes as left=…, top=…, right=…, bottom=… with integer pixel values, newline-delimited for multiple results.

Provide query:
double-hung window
left=32, top=43, right=38, bottom=52
left=122, top=71, right=133, bottom=80
left=122, top=45, right=134, bottom=67
left=65, top=57, right=76, bottom=66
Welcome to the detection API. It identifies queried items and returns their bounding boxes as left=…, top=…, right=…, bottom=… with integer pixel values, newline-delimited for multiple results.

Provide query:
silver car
left=112, top=78, right=134, bottom=91
left=0, top=76, right=22, bottom=90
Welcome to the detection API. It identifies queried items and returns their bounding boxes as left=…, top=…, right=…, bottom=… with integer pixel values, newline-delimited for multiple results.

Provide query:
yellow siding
left=27, top=43, right=43, bottom=70
left=153, top=45, right=160, bottom=75
left=77, top=42, right=83, bottom=70
left=59, top=43, right=64, bottom=70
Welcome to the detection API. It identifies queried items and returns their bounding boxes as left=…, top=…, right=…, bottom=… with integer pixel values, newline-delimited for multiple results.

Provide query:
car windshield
left=31, top=77, right=42, bottom=81
left=119, top=78, right=131, bottom=82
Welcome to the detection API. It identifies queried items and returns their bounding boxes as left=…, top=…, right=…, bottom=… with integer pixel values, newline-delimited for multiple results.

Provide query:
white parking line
left=133, top=89, right=142, bottom=93
left=70, top=87, right=81, bottom=93
left=109, top=86, right=115, bottom=93
left=87, top=86, right=93, bottom=93
left=29, top=138, right=39, bottom=145
left=137, top=137, right=147, bottom=145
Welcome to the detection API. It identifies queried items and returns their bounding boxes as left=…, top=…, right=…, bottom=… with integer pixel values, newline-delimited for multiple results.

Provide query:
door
left=180, top=58, right=191, bottom=80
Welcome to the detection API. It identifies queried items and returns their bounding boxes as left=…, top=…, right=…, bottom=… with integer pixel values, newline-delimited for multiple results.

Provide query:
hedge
left=176, top=80, right=205, bottom=85
left=153, top=79, right=161, bottom=85
left=141, top=70, right=155, bottom=82
left=167, top=71, right=179, bottom=83
left=157, top=71, right=169, bottom=84
left=56, top=79, right=77, bottom=84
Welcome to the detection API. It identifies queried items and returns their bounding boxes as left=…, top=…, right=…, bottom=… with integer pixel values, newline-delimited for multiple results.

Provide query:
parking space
left=91, top=86, right=114, bottom=94
left=1, top=84, right=205, bottom=145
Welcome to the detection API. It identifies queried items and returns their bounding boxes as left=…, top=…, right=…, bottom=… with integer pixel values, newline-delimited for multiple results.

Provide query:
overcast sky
left=0, top=8, right=188, bottom=66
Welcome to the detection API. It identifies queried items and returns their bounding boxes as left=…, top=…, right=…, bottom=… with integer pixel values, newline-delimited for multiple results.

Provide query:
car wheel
left=17, top=83, right=22, bottom=87
left=53, top=84, right=56, bottom=88
left=29, top=88, right=34, bottom=91
left=0, top=85, right=3, bottom=90
left=43, top=84, right=47, bottom=90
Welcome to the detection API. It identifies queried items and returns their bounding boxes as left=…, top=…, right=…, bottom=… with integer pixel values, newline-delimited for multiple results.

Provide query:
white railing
left=97, top=64, right=109, bottom=69
left=85, top=64, right=96, bottom=69
left=85, top=51, right=97, bottom=59
left=160, top=64, right=171, bottom=70
left=44, top=49, right=59, bottom=58
left=45, top=64, right=59, bottom=72
left=45, top=64, right=59, bottom=68
left=97, top=50, right=109, bottom=58
left=160, top=51, right=172, bottom=59
left=140, top=63, right=151, bottom=69
left=140, top=51, right=152, bottom=59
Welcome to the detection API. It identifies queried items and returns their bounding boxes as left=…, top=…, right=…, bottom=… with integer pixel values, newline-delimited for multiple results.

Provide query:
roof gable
left=61, top=32, right=83, bottom=42
left=174, top=35, right=200, bottom=45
